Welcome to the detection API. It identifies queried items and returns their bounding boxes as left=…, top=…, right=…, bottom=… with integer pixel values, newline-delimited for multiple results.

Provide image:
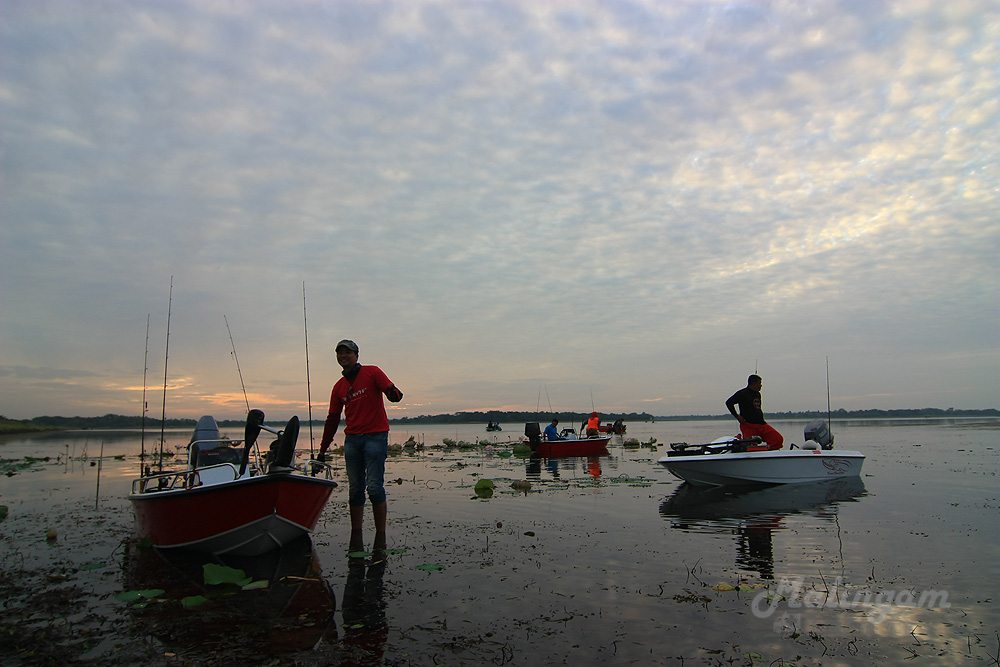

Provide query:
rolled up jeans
left=344, top=431, right=389, bottom=506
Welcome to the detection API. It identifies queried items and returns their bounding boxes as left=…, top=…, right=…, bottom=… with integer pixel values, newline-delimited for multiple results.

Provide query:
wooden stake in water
left=95, top=440, right=104, bottom=510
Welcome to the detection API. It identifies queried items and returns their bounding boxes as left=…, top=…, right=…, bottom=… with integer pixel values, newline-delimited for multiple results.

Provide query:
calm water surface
left=1, top=419, right=997, bottom=666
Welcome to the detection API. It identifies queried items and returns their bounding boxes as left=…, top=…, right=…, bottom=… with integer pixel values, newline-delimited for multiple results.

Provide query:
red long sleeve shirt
left=319, top=365, right=399, bottom=452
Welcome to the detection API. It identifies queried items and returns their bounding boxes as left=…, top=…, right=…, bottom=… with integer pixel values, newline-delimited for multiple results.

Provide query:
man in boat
left=543, top=418, right=564, bottom=441
left=586, top=412, right=601, bottom=437
left=725, top=374, right=784, bottom=450
left=318, top=339, right=404, bottom=550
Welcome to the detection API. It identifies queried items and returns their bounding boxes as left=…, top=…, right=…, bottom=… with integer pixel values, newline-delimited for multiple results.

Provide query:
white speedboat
left=657, top=419, right=864, bottom=487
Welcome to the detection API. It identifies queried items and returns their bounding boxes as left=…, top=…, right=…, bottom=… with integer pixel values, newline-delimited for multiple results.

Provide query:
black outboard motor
left=524, top=422, right=542, bottom=452
left=804, top=419, right=834, bottom=450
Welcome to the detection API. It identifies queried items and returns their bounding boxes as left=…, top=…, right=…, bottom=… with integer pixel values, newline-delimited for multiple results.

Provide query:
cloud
left=1, top=0, right=997, bottom=419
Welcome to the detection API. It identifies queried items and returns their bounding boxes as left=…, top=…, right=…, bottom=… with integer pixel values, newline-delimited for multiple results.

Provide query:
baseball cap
left=335, top=339, right=359, bottom=353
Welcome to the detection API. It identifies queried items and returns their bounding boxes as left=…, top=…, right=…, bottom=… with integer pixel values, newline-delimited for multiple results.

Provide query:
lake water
left=1, top=418, right=998, bottom=666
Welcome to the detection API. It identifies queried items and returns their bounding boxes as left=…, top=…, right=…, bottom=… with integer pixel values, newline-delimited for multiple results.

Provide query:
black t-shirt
left=726, top=387, right=766, bottom=424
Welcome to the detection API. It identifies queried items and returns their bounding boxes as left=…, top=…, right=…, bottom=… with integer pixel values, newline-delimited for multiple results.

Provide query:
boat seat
left=193, top=463, right=241, bottom=486
left=191, top=443, right=243, bottom=469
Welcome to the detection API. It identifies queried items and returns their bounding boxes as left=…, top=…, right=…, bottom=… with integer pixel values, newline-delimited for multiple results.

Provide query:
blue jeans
left=343, top=431, right=388, bottom=506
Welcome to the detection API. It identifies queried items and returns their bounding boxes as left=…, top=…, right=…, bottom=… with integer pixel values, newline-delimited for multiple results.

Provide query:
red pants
left=741, top=422, right=784, bottom=450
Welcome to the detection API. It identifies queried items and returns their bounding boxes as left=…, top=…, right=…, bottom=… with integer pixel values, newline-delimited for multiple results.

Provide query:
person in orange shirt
left=586, top=411, right=600, bottom=437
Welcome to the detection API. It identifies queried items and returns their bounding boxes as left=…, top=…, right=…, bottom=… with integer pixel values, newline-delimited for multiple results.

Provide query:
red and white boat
left=523, top=422, right=612, bottom=458
left=130, top=410, right=338, bottom=556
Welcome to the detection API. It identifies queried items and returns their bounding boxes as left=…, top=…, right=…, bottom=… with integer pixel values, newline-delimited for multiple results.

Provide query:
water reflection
left=659, top=477, right=867, bottom=578
left=121, top=536, right=337, bottom=659
left=341, top=551, right=389, bottom=665
left=524, top=455, right=605, bottom=480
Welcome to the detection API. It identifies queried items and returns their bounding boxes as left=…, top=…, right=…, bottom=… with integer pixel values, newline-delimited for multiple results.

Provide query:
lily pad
left=416, top=563, right=445, bottom=572
left=242, top=580, right=269, bottom=590
left=712, top=583, right=736, bottom=591
left=203, top=563, right=251, bottom=587
left=116, top=588, right=163, bottom=602
left=181, top=595, right=209, bottom=608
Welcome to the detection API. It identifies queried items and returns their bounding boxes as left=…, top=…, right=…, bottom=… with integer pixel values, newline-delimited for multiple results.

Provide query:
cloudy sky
left=2, top=0, right=998, bottom=422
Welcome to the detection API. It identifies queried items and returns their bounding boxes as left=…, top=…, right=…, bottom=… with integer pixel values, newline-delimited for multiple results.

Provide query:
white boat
left=657, top=419, right=864, bottom=487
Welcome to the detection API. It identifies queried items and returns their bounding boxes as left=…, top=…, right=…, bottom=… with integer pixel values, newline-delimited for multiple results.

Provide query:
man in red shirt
left=319, top=339, right=403, bottom=548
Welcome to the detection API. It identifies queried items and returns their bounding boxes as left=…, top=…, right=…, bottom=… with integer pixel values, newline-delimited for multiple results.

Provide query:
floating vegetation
left=1, top=456, right=53, bottom=475
left=609, top=474, right=656, bottom=487
left=115, top=562, right=268, bottom=613
left=474, top=478, right=495, bottom=499
left=416, top=563, right=445, bottom=572
left=115, top=588, right=165, bottom=602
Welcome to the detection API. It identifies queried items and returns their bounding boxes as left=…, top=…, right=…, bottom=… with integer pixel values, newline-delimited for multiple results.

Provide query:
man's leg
left=372, top=502, right=387, bottom=550
left=761, top=424, right=784, bottom=450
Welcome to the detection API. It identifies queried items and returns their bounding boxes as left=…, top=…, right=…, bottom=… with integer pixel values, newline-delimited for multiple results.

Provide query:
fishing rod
left=159, top=276, right=173, bottom=473
left=826, top=356, right=833, bottom=436
left=224, top=315, right=251, bottom=414
left=140, top=313, right=150, bottom=475
left=302, top=282, right=314, bottom=458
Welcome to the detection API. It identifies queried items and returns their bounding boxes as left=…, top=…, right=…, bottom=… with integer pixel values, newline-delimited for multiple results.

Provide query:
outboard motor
left=804, top=419, right=834, bottom=450
left=524, top=422, right=542, bottom=452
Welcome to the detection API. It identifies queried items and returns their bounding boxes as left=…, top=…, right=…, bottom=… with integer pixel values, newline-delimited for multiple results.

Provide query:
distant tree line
left=652, top=407, right=1000, bottom=421
left=389, top=407, right=1000, bottom=425
left=17, top=407, right=1000, bottom=431
left=391, top=410, right=659, bottom=425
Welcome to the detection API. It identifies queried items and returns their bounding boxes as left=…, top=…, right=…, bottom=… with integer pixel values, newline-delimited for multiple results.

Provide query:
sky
left=1, top=0, right=998, bottom=423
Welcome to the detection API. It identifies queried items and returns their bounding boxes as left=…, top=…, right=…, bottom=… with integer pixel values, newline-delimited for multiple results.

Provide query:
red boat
left=130, top=410, right=338, bottom=556
left=523, top=422, right=612, bottom=458
left=532, top=437, right=612, bottom=458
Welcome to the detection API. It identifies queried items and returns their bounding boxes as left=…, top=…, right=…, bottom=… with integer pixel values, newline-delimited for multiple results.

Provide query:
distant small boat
left=523, top=422, right=611, bottom=458
left=129, top=411, right=338, bottom=556
left=486, top=423, right=502, bottom=432
left=598, top=419, right=627, bottom=435
left=657, top=420, right=864, bottom=487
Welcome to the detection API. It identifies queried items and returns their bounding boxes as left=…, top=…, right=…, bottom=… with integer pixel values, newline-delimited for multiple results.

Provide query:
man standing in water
left=318, top=339, right=403, bottom=549
left=725, top=374, right=784, bottom=450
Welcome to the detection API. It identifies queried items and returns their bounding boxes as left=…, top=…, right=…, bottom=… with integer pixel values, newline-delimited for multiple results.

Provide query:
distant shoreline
left=3, top=409, right=998, bottom=434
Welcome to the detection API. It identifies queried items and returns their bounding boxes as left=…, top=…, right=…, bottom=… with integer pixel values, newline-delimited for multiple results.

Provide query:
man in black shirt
left=725, top=374, right=784, bottom=449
